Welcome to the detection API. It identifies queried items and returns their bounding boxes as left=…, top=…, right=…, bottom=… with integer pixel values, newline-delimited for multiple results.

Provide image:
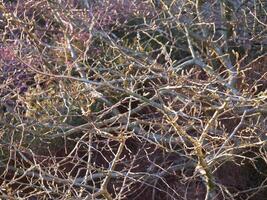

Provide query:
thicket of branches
left=0, top=0, right=266, bottom=199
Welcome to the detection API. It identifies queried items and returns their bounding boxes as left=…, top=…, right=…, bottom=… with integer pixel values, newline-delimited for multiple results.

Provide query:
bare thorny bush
left=0, top=0, right=266, bottom=199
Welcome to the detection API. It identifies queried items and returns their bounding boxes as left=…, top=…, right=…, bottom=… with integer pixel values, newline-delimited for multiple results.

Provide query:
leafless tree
left=0, top=0, right=266, bottom=199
